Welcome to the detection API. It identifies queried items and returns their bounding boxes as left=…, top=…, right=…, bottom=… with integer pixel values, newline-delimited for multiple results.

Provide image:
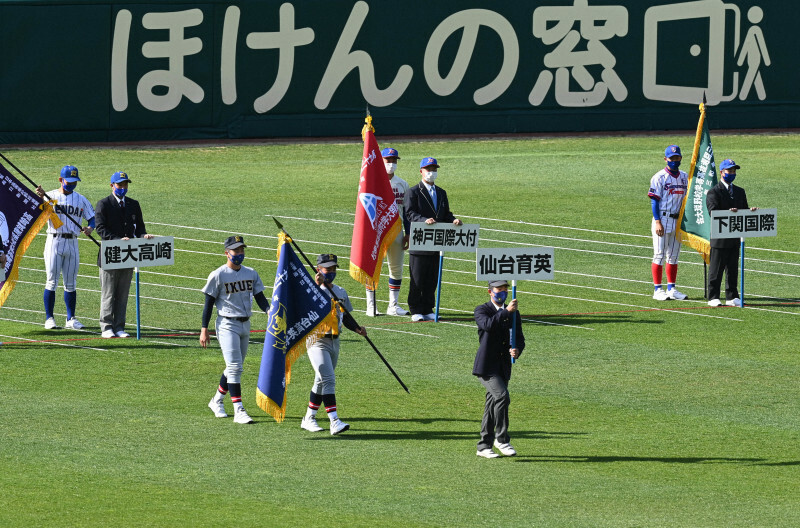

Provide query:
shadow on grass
left=513, top=454, right=767, bottom=465
left=438, top=315, right=662, bottom=326
left=304, top=424, right=588, bottom=442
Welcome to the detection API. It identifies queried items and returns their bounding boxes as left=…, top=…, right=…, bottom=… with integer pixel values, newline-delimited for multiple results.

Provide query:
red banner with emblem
left=349, top=117, right=402, bottom=289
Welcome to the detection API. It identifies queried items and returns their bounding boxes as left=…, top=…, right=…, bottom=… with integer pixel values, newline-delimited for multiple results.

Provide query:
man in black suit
left=95, top=171, right=154, bottom=338
left=473, top=280, right=525, bottom=458
left=405, top=157, right=462, bottom=321
left=706, top=159, right=757, bottom=307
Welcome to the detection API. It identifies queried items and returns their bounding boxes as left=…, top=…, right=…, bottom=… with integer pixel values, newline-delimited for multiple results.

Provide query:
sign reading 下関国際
left=710, top=209, right=777, bottom=239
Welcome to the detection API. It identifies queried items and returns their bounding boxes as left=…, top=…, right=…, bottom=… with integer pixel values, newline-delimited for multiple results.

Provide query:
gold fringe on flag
left=0, top=207, right=57, bottom=308
left=349, top=217, right=402, bottom=290
left=677, top=102, right=711, bottom=265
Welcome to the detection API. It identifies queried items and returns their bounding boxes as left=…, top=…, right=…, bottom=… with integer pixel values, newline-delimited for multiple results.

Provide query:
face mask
left=114, top=187, right=128, bottom=198
left=62, top=183, right=77, bottom=193
left=384, top=163, right=397, bottom=175
left=322, top=271, right=336, bottom=283
left=722, top=172, right=736, bottom=184
left=492, top=291, right=508, bottom=304
left=666, top=160, right=681, bottom=171
left=229, top=253, right=245, bottom=266
left=423, top=171, right=437, bottom=184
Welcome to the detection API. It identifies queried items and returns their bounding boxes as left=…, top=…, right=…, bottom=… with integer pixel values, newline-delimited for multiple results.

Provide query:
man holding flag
left=349, top=116, right=403, bottom=315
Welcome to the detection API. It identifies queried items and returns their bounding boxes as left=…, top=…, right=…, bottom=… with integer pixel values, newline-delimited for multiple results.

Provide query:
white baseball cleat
left=652, top=289, right=669, bottom=301
left=423, top=313, right=436, bottom=321
left=115, top=331, right=130, bottom=338
left=330, top=418, right=350, bottom=435
left=301, top=416, right=324, bottom=432
left=233, top=408, right=254, bottom=424
left=726, top=298, right=742, bottom=307
left=44, top=317, right=59, bottom=330
left=666, top=288, right=687, bottom=300
left=365, top=304, right=382, bottom=317
left=65, top=318, right=84, bottom=330
left=385, top=304, right=409, bottom=316
left=101, top=329, right=116, bottom=338
left=476, top=448, right=500, bottom=459
left=707, top=299, right=723, bottom=307
left=411, top=314, right=425, bottom=322
left=208, top=397, right=228, bottom=418
left=493, top=440, right=517, bottom=457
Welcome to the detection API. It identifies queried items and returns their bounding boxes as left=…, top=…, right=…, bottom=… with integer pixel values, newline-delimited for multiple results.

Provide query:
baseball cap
left=224, top=235, right=246, bottom=250
left=719, top=159, right=740, bottom=171
left=420, top=157, right=439, bottom=169
left=665, top=145, right=682, bottom=158
left=110, top=171, right=131, bottom=184
left=60, top=165, right=81, bottom=182
left=382, top=147, right=400, bottom=159
left=488, top=280, right=509, bottom=288
left=317, top=253, right=338, bottom=268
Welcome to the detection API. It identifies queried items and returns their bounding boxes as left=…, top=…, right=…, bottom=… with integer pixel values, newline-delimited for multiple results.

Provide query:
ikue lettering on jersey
left=224, top=279, right=255, bottom=294
left=202, top=264, right=265, bottom=319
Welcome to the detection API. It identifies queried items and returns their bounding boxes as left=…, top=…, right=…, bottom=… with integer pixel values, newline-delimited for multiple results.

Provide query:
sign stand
left=511, top=280, right=517, bottom=364
left=740, top=238, right=745, bottom=308
left=434, top=251, right=444, bottom=322
left=135, top=267, right=141, bottom=339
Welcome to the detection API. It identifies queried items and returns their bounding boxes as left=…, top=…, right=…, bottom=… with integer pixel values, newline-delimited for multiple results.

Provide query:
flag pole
left=0, top=151, right=102, bottom=248
left=272, top=216, right=410, bottom=393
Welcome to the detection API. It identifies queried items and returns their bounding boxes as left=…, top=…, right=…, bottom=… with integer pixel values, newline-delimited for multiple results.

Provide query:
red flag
left=349, top=118, right=402, bottom=289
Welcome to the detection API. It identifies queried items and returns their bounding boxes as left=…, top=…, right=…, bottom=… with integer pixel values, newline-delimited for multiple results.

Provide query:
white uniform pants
left=307, top=336, right=340, bottom=395
left=45, top=235, right=79, bottom=291
left=652, top=218, right=681, bottom=265
left=215, top=317, right=251, bottom=384
left=386, top=231, right=405, bottom=280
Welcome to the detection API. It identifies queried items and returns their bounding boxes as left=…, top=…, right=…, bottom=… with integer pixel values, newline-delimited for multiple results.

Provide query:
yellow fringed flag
left=677, top=102, right=719, bottom=265
left=256, top=233, right=338, bottom=422
left=349, top=115, right=402, bottom=289
left=0, top=161, right=62, bottom=307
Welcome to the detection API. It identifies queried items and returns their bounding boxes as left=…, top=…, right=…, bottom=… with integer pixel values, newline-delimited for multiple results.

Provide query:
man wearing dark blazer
left=95, top=171, right=154, bottom=338
left=706, top=159, right=757, bottom=307
left=473, top=280, right=525, bottom=458
left=405, top=157, right=462, bottom=321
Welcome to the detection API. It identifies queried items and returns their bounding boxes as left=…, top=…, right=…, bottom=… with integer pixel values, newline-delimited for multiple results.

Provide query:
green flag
left=678, top=103, right=718, bottom=265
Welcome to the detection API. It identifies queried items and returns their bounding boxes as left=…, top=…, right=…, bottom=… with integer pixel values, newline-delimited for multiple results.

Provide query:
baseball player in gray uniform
left=648, top=145, right=689, bottom=301
left=36, top=165, right=96, bottom=329
left=301, top=253, right=367, bottom=435
left=200, top=236, right=270, bottom=424
left=365, top=147, right=412, bottom=316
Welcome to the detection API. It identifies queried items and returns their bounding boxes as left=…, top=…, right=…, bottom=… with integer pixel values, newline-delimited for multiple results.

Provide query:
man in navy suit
left=404, top=157, right=462, bottom=321
left=95, top=171, right=154, bottom=338
left=706, top=159, right=757, bottom=307
left=473, top=280, right=525, bottom=458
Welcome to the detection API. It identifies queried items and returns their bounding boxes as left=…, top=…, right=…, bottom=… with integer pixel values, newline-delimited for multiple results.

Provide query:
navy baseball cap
left=665, top=145, right=682, bottom=158
left=317, top=254, right=338, bottom=268
left=60, top=165, right=81, bottom=182
left=720, top=159, right=740, bottom=171
left=110, top=171, right=131, bottom=184
left=488, top=280, right=508, bottom=288
left=420, top=157, right=439, bottom=169
left=224, top=235, right=246, bottom=250
left=382, top=147, right=400, bottom=159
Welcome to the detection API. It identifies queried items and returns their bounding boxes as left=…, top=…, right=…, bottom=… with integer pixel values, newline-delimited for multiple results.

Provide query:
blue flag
left=256, top=233, right=337, bottom=423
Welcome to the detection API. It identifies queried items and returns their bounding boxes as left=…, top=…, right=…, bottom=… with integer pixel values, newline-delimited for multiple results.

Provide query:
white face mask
left=423, top=171, right=437, bottom=184
left=384, top=162, right=397, bottom=175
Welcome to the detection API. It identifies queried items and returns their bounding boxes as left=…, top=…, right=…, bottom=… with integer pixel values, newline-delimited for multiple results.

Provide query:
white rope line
left=0, top=326, right=116, bottom=353
left=362, top=325, right=440, bottom=338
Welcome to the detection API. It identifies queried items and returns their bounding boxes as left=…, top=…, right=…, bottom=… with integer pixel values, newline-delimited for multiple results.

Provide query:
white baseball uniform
left=387, top=174, right=411, bottom=279
left=648, top=169, right=688, bottom=265
left=306, top=282, right=353, bottom=395
left=202, top=264, right=265, bottom=384
left=44, top=189, right=95, bottom=292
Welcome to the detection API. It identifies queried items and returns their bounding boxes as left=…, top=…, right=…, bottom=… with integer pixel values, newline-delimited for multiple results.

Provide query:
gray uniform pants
left=99, top=267, right=134, bottom=333
left=477, top=373, right=511, bottom=450
left=307, top=336, right=340, bottom=395
left=215, top=317, right=251, bottom=384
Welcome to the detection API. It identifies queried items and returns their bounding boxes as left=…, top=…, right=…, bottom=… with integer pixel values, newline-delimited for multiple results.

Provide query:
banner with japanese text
left=1, top=0, right=797, bottom=144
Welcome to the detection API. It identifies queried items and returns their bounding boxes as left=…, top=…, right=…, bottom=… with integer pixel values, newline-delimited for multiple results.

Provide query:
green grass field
left=1, top=133, right=799, bottom=527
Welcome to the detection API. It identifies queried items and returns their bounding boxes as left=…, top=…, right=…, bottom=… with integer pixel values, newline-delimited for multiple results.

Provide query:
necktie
left=429, top=186, right=437, bottom=211
left=729, top=185, right=734, bottom=200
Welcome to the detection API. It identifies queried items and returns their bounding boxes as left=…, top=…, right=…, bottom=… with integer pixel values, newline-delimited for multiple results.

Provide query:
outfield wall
left=1, top=0, right=797, bottom=143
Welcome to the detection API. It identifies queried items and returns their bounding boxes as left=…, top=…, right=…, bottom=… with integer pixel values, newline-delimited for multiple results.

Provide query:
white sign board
left=408, top=222, right=479, bottom=253
left=710, top=208, right=777, bottom=239
left=100, top=236, right=175, bottom=270
left=476, top=247, right=555, bottom=281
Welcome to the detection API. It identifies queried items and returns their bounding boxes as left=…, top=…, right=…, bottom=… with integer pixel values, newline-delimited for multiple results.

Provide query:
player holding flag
left=349, top=115, right=403, bottom=310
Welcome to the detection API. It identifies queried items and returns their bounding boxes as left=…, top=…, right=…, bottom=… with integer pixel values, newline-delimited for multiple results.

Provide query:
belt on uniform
left=224, top=316, right=249, bottom=322
left=51, top=233, right=75, bottom=239
left=323, top=333, right=339, bottom=339
left=662, top=212, right=679, bottom=219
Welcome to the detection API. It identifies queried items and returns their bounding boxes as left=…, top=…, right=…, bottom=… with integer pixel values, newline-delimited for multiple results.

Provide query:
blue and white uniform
left=44, top=188, right=95, bottom=292
left=648, top=168, right=688, bottom=265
